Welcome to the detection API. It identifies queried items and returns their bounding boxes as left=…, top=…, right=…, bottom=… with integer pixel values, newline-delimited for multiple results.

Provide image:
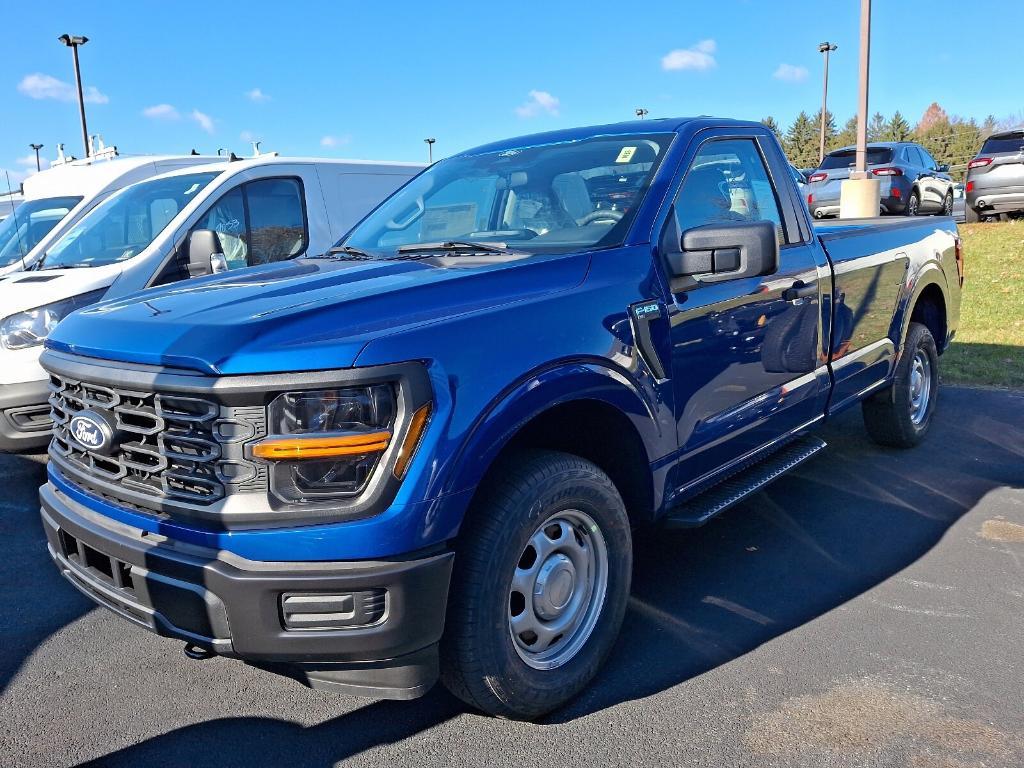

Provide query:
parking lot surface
left=1, top=386, right=1022, bottom=768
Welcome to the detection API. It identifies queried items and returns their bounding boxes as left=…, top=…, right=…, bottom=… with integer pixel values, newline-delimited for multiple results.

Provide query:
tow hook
left=183, top=643, right=216, bottom=660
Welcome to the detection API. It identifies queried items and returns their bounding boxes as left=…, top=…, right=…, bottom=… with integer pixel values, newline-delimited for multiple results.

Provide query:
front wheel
left=862, top=322, right=939, bottom=448
left=440, top=450, right=632, bottom=719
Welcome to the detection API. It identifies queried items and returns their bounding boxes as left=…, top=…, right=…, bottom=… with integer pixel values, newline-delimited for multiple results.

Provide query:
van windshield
left=819, top=147, right=894, bottom=169
left=0, top=196, right=82, bottom=268
left=338, top=133, right=674, bottom=256
left=40, top=171, right=220, bottom=270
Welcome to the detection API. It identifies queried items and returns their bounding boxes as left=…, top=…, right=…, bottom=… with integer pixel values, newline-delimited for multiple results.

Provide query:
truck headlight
left=253, top=385, right=430, bottom=504
left=0, top=290, right=107, bottom=350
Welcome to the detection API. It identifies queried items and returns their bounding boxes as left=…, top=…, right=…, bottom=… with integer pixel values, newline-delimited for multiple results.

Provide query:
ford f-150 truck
left=38, top=118, right=962, bottom=720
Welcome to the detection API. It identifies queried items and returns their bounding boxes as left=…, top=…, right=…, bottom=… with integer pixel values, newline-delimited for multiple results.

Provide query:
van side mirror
left=664, top=220, right=779, bottom=284
left=187, top=229, right=228, bottom=278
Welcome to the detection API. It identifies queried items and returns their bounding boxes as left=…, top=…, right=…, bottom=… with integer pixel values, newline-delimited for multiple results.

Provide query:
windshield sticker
left=184, top=183, right=201, bottom=195
left=615, top=146, right=637, bottom=164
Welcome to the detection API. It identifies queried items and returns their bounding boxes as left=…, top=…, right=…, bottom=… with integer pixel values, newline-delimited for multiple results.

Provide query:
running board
left=662, top=436, right=828, bottom=528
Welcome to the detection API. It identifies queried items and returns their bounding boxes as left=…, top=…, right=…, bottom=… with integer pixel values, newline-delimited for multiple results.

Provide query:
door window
left=193, top=177, right=306, bottom=271
left=675, top=139, right=785, bottom=244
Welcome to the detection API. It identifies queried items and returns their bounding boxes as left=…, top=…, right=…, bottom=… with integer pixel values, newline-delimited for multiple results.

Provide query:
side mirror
left=187, top=229, right=228, bottom=278
left=665, top=220, right=779, bottom=284
left=937, top=164, right=950, bottom=173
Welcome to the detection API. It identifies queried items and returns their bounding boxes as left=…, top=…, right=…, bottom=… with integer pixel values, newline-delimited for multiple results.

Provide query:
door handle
left=782, top=281, right=817, bottom=302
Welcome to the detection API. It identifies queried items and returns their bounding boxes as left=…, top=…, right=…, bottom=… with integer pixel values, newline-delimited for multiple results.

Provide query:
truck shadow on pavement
left=9, top=388, right=1023, bottom=768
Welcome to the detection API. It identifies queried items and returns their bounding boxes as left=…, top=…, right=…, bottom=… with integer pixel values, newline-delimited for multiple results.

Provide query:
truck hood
left=0, top=264, right=120, bottom=317
left=47, top=254, right=589, bottom=374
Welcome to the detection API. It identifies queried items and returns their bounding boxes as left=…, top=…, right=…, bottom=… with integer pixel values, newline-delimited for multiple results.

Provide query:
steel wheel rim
left=508, top=509, right=609, bottom=670
left=909, top=350, right=932, bottom=425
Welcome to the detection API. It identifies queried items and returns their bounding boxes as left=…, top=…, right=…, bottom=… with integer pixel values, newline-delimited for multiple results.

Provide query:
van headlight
left=0, top=290, right=107, bottom=350
left=252, top=385, right=430, bottom=504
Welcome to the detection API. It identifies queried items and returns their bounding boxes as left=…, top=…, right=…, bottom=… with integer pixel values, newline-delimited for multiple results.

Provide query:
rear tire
left=965, top=205, right=981, bottom=223
left=905, top=189, right=921, bottom=216
left=440, top=450, right=632, bottom=719
left=862, top=322, right=939, bottom=448
left=940, top=191, right=953, bottom=217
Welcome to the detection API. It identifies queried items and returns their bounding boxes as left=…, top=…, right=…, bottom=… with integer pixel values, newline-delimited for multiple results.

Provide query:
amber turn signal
left=253, top=431, right=391, bottom=460
left=393, top=404, right=431, bottom=479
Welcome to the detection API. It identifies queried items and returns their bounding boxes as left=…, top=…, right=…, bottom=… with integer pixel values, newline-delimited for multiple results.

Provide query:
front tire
left=440, top=450, right=632, bottom=719
left=862, top=322, right=939, bottom=448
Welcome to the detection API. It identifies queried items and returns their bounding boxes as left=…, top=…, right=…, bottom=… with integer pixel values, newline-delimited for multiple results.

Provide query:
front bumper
left=40, top=480, right=455, bottom=699
left=0, top=379, right=52, bottom=453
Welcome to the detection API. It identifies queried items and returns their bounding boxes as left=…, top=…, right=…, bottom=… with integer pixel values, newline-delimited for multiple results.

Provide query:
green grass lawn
left=942, top=220, right=1024, bottom=389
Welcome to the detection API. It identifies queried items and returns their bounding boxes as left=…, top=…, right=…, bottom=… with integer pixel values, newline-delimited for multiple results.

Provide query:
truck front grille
left=49, top=373, right=225, bottom=505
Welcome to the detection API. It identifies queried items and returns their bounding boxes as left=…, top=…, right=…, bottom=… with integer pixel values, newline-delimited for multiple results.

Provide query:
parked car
left=0, top=156, right=422, bottom=452
left=789, top=163, right=808, bottom=196
left=0, top=152, right=222, bottom=280
left=965, top=129, right=1024, bottom=222
left=37, top=118, right=961, bottom=720
left=952, top=183, right=966, bottom=223
left=806, top=142, right=955, bottom=218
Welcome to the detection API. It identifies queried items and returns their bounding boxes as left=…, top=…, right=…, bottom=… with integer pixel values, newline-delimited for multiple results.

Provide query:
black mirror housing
left=667, top=220, right=779, bottom=284
left=937, top=164, right=950, bottom=173
left=187, top=229, right=224, bottom=278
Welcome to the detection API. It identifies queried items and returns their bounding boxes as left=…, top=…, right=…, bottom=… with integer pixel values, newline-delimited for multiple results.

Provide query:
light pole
left=818, top=42, right=837, bottom=164
left=635, top=108, right=649, bottom=120
left=29, top=144, right=43, bottom=172
left=853, top=1, right=871, bottom=176
left=424, top=137, right=436, bottom=163
left=58, top=34, right=90, bottom=158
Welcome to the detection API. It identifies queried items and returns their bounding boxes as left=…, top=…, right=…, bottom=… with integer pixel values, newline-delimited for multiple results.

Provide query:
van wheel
left=965, top=205, right=981, bottom=223
left=862, top=322, right=938, bottom=448
left=440, top=450, right=632, bottom=719
left=905, top=190, right=921, bottom=216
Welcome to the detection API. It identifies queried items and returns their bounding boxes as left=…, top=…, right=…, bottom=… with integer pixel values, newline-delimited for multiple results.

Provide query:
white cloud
left=247, top=88, right=270, bottom=103
left=18, top=72, right=109, bottom=104
left=773, top=63, right=809, bottom=83
left=515, top=90, right=560, bottom=118
left=190, top=109, right=215, bottom=134
left=142, top=103, right=180, bottom=120
left=16, top=154, right=39, bottom=167
left=661, top=39, right=717, bottom=71
left=320, top=135, right=351, bottom=148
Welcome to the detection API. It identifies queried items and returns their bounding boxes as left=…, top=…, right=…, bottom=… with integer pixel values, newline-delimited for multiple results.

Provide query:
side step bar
left=662, top=436, right=828, bottom=529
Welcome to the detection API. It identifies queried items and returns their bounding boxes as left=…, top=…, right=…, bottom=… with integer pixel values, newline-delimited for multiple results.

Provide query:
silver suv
left=966, top=130, right=1024, bottom=222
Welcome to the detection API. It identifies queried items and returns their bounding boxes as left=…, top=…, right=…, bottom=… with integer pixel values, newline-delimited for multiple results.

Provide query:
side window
left=908, top=147, right=927, bottom=168
left=192, top=177, right=306, bottom=271
left=195, top=186, right=248, bottom=269
left=245, top=178, right=306, bottom=265
left=675, top=138, right=784, bottom=244
left=919, top=148, right=938, bottom=170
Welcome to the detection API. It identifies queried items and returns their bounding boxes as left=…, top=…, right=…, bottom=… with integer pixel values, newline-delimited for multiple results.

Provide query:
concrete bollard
left=839, top=178, right=881, bottom=219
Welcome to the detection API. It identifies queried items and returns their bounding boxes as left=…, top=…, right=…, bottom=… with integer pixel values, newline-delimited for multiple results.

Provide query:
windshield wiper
left=396, top=240, right=512, bottom=255
left=320, top=245, right=379, bottom=260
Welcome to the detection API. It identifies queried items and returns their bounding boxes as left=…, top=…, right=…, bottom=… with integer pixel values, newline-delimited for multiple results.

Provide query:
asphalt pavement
left=1, top=385, right=1022, bottom=767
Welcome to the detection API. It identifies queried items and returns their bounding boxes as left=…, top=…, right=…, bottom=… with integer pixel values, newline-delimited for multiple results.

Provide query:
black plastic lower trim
left=0, top=379, right=52, bottom=453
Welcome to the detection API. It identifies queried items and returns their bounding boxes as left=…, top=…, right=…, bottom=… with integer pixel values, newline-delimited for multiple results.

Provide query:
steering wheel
left=577, top=209, right=624, bottom=226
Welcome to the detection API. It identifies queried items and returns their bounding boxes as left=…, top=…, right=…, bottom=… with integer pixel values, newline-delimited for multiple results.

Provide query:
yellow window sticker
left=615, top=146, right=637, bottom=163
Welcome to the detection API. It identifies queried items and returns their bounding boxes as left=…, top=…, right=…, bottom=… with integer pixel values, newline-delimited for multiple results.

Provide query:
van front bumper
left=40, top=481, right=455, bottom=700
left=0, top=379, right=52, bottom=453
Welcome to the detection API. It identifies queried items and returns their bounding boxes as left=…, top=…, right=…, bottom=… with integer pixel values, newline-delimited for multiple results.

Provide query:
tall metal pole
left=424, top=138, right=435, bottom=163
left=853, top=0, right=871, bottom=177
left=818, top=42, right=837, bottom=164
left=59, top=35, right=90, bottom=158
left=30, top=144, right=43, bottom=172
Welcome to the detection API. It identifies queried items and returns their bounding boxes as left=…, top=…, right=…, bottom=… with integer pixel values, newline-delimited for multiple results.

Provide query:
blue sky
left=2, top=0, right=1021, bottom=184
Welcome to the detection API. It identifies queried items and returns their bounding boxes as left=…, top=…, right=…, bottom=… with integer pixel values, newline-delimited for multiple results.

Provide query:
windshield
left=41, top=171, right=220, bottom=269
left=339, top=133, right=674, bottom=256
left=0, top=196, right=82, bottom=268
left=819, top=147, right=894, bottom=170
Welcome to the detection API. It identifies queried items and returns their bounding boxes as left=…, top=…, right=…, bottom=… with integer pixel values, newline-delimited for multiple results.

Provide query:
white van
left=0, top=155, right=422, bottom=451
left=0, top=153, right=226, bottom=279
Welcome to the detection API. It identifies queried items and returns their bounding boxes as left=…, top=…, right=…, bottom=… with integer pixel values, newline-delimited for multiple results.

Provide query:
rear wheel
left=965, top=205, right=981, bottom=223
left=440, top=450, right=632, bottom=719
left=940, top=191, right=953, bottom=216
left=905, top=189, right=921, bottom=216
left=862, top=322, right=939, bottom=448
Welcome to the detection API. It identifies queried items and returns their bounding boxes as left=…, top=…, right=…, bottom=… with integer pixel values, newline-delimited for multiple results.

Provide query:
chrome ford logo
left=69, top=411, right=115, bottom=454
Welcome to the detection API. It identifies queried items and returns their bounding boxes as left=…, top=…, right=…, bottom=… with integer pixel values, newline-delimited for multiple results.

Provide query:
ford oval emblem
left=69, top=411, right=114, bottom=454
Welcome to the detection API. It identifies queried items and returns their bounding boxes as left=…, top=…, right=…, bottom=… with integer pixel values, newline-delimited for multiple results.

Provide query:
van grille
left=48, top=373, right=225, bottom=505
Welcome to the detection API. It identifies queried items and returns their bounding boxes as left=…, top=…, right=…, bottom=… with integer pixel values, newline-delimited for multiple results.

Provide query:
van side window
left=675, top=138, right=785, bottom=244
left=192, top=177, right=306, bottom=271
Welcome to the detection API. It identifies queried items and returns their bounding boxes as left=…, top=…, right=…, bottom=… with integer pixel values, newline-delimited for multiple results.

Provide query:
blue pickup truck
left=38, top=117, right=962, bottom=719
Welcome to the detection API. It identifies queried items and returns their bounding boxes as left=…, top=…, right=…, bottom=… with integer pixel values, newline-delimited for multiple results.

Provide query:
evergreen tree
left=784, top=111, right=819, bottom=168
left=868, top=112, right=886, bottom=142
left=761, top=116, right=782, bottom=139
left=833, top=116, right=858, bottom=149
left=981, top=115, right=998, bottom=138
left=882, top=111, right=913, bottom=141
left=811, top=109, right=837, bottom=157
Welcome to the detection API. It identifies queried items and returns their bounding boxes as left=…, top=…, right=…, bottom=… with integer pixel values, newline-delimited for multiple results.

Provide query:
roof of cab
left=147, top=155, right=426, bottom=180
left=454, top=117, right=764, bottom=157
left=21, top=155, right=225, bottom=199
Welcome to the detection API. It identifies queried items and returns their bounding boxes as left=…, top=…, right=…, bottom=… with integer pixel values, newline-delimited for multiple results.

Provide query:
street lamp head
left=424, top=138, right=436, bottom=144
left=30, top=143, right=43, bottom=151
left=818, top=42, right=837, bottom=53
left=58, top=34, right=89, bottom=47
left=635, top=108, right=649, bottom=119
